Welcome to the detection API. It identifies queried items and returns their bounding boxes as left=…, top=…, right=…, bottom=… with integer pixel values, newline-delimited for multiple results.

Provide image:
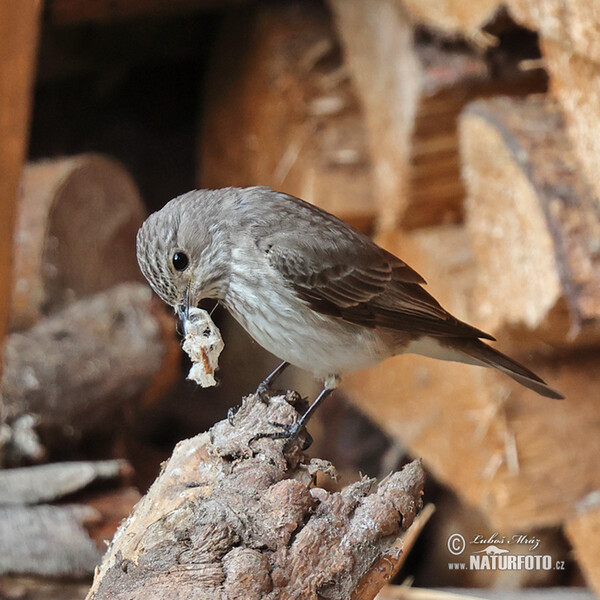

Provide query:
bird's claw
left=227, top=404, right=241, bottom=425
left=249, top=421, right=312, bottom=449
left=256, top=381, right=271, bottom=404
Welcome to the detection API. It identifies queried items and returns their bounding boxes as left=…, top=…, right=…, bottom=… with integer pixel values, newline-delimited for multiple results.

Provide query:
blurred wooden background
left=1, top=0, right=599, bottom=598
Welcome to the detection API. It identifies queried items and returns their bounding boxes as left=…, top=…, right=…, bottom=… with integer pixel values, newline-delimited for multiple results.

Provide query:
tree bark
left=1, top=283, right=179, bottom=463
left=86, top=392, right=425, bottom=600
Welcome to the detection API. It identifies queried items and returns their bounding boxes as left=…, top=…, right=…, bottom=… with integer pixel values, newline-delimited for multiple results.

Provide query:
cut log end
left=461, top=95, right=600, bottom=349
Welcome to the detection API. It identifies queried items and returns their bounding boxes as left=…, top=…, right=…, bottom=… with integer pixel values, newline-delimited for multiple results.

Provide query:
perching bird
left=136, top=186, right=564, bottom=437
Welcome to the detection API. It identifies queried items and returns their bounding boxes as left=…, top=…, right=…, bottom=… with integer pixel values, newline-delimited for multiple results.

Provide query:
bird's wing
left=255, top=193, right=493, bottom=340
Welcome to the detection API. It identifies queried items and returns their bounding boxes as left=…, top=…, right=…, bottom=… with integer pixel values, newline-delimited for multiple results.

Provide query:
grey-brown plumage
left=136, top=186, right=564, bottom=403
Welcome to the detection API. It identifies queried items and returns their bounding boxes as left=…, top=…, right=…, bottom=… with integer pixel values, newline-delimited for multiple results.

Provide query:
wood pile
left=328, top=0, right=546, bottom=230
left=0, top=152, right=179, bottom=592
left=2, top=0, right=600, bottom=597
left=200, top=2, right=376, bottom=232
left=320, top=0, right=600, bottom=595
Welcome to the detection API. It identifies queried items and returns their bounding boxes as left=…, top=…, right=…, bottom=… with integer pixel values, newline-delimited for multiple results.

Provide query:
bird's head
left=136, top=190, right=232, bottom=331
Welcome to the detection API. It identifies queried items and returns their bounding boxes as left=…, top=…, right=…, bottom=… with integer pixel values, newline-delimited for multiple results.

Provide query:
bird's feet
left=256, top=380, right=271, bottom=404
left=227, top=404, right=241, bottom=426
left=249, top=419, right=312, bottom=449
left=254, top=361, right=290, bottom=404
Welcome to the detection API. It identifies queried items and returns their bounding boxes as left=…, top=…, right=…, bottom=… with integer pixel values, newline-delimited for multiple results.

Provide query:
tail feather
left=449, top=338, right=565, bottom=400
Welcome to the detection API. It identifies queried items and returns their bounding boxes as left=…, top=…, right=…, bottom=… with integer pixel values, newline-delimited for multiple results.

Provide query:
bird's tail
left=449, top=337, right=564, bottom=400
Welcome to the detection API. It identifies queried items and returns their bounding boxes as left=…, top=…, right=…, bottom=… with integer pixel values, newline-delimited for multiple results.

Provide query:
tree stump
left=86, top=393, right=425, bottom=600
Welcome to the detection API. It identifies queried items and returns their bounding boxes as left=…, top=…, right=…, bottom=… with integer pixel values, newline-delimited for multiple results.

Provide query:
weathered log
left=1, top=283, right=179, bottom=463
left=342, top=226, right=600, bottom=530
left=0, top=504, right=101, bottom=578
left=0, top=460, right=130, bottom=505
left=565, top=492, right=600, bottom=597
left=11, top=154, right=146, bottom=331
left=0, top=460, right=139, bottom=579
left=200, top=2, right=376, bottom=232
left=0, top=0, right=42, bottom=373
left=86, top=392, right=425, bottom=600
left=328, top=0, right=545, bottom=231
left=461, top=95, right=600, bottom=348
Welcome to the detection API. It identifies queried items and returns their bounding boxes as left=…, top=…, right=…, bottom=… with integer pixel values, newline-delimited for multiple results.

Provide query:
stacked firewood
left=199, top=0, right=600, bottom=594
left=0, top=155, right=180, bottom=595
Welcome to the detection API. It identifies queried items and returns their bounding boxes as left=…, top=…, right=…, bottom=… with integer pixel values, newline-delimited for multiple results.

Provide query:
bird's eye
left=172, top=251, right=189, bottom=271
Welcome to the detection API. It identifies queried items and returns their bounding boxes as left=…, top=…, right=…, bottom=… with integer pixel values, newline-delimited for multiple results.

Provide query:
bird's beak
left=176, top=285, right=191, bottom=336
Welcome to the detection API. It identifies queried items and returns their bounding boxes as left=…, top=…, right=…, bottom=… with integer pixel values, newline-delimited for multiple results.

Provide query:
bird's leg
left=228, top=361, right=290, bottom=425
left=256, top=361, right=290, bottom=403
left=250, top=375, right=340, bottom=444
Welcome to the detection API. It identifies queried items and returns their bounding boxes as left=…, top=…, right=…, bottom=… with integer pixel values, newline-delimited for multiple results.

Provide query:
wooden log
left=0, top=0, right=42, bottom=374
left=400, top=0, right=502, bottom=41
left=1, top=283, right=179, bottom=463
left=507, top=0, right=600, bottom=64
left=199, top=2, right=376, bottom=232
left=342, top=226, right=600, bottom=531
left=86, top=393, right=425, bottom=600
left=504, top=2, right=600, bottom=202
left=0, top=504, right=101, bottom=577
left=0, top=460, right=130, bottom=505
left=460, top=95, right=600, bottom=348
left=0, top=461, right=140, bottom=579
left=328, top=0, right=546, bottom=231
left=11, top=154, right=146, bottom=332
left=538, top=40, right=600, bottom=205
left=0, top=578, right=90, bottom=600
left=565, top=493, right=600, bottom=597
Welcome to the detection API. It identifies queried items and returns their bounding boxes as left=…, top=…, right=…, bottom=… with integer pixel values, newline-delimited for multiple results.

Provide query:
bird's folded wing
left=263, top=237, right=493, bottom=340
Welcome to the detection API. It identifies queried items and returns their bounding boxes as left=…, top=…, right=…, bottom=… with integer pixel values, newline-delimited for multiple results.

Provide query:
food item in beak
left=181, top=307, right=224, bottom=387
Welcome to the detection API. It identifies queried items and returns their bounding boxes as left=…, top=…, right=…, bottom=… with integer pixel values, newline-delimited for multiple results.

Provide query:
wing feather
left=250, top=189, right=494, bottom=340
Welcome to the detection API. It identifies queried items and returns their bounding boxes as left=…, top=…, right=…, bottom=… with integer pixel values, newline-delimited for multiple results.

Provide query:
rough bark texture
left=11, top=154, right=146, bottom=331
left=565, top=493, right=600, bottom=597
left=200, top=2, right=376, bottom=232
left=86, top=393, right=425, bottom=600
left=461, top=96, right=600, bottom=348
left=1, top=283, right=179, bottom=462
left=342, top=227, right=600, bottom=531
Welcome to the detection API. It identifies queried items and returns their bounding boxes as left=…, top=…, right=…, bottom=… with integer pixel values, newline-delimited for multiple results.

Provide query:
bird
left=136, top=186, right=564, bottom=439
